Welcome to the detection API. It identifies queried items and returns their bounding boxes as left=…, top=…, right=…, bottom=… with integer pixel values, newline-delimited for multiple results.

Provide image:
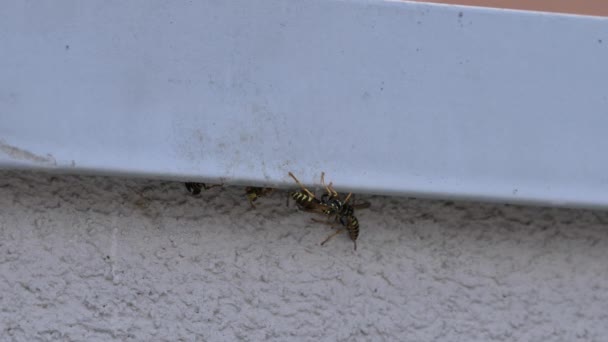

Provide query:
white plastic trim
left=1, top=0, right=607, bottom=208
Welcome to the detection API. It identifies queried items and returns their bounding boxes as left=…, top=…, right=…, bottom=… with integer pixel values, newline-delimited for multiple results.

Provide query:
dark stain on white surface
left=0, top=139, right=57, bottom=165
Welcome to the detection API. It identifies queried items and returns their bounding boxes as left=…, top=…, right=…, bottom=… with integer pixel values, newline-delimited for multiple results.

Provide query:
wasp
left=287, top=172, right=326, bottom=212
left=288, top=172, right=368, bottom=250
left=314, top=172, right=364, bottom=250
left=319, top=172, right=353, bottom=218
left=318, top=172, right=370, bottom=220
left=288, top=172, right=366, bottom=212
left=184, top=182, right=222, bottom=195
left=245, top=187, right=275, bottom=208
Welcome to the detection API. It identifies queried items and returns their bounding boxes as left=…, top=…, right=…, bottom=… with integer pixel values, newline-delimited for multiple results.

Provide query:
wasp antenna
left=321, top=172, right=333, bottom=195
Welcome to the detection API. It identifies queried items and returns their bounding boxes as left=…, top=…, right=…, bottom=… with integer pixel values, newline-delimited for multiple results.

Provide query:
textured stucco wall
left=1, top=171, right=607, bottom=341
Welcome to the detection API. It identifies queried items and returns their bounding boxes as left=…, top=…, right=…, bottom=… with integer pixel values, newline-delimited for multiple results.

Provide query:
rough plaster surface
left=0, top=171, right=607, bottom=341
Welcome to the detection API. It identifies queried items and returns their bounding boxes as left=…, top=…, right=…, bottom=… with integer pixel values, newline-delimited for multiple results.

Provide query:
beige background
left=414, top=0, right=608, bottom=16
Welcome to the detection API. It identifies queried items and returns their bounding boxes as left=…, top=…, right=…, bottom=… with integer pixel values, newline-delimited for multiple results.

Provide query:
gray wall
left=1, top=171, right=607, bottom=341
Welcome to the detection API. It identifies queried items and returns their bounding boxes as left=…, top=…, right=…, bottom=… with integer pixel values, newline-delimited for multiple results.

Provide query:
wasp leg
left=288, top=172, right=315, bottom=198
left=324, top=179, right=342, bottom=198
left=320, top=229, right=344, bottom=246
left=322, top=172, right=340, bottom=198
left=343, top=192, right=353, bottom=205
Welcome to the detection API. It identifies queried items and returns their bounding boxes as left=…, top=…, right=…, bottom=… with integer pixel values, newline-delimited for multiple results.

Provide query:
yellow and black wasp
left=314, top=172, right=369, bottom=250
left=245, top=187, right=275, bottom=208
left=317, top=172, right=370, bottom=220
left=287, top=172, right=327, bottom=212
left=288, top=172, right=369, bottom=250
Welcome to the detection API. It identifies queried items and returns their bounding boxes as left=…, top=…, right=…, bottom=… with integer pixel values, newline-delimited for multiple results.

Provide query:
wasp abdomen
left=340, top=215, right=360, bottom=250
left=185, top=182, right=204, bottom=195
left=291, top=191, right=322, bottom=211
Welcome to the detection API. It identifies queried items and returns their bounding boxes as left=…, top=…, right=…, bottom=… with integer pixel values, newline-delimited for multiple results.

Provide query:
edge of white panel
left=1, top=0, right=607, bottom=209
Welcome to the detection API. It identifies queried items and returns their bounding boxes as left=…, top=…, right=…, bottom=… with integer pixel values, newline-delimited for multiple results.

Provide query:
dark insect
left=288, top=171, right=367, bottom=250
left=319, top=172, right=353, bottom=219
left=245, top=187, right=275, bottom=208
left=318, top=172, right=370, bottom=219
left=184, top=182, right=222, bottom=195
left=315, top=172, right=369, bottom=251
left=287, top=172, right=326, bottom=212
